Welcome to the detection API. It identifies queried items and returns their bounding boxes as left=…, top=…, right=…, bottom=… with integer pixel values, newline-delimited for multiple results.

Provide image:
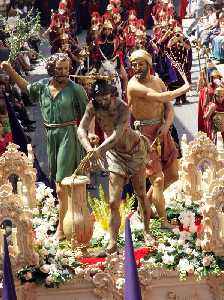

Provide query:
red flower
left=196, top=223, right=203, bottom=234
left=32, top=230, right=36, bottom=240
left=128, top=212, right=134, bottom=219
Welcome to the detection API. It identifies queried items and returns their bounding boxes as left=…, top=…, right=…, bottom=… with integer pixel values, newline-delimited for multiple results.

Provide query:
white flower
left=146, top=257, right=156, bottom=264
left=92, top=222, right=107, bottom=240
left=45, top=196, right=55, bottom=207
left=162, top=253, right=175, bottom=265
left=195, top=239, right=201, bottom=248
left=185, top=197, right=192, bottom=207
left=130, top=212, right=144, bottom=231
left=179, top=231, right=192, bottom=241
left=192, top=249, right=199, bottom=257
left=75, top=266, right=85, bottom=276
left=116, top=278, right=125, bottom=289
left=179, top=210, right=195, bottom=227
left=185, top=248, right=192, bottom=255
left=61, top=257, right=69, bottom=265
left=168, top=238, right=178, bottom=247
left=56, top=250, right=64, bottom=259
left=32, top=208, right=39, bottom=215
left=177, top=258, right=190, bottom=272
left=202, top=256, right=214, bottom=267
left=157, top=243, right=166, bottom=252
left=165, top=246, right=175, bottom=253
left=177, top=239, right=185, bottom=246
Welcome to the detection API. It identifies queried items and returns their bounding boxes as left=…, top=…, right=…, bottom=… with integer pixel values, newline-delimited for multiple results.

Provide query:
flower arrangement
left=17, top=183, right=80, bottom=288
left=17, top=181, right=224, bottom=288
left=143, top=181, right=224, bottom=280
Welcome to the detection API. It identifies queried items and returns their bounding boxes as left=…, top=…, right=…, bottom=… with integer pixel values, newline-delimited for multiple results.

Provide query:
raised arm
left=1, top=61, right=29, bottom=94
left=128, top=74, right=190, bottom=104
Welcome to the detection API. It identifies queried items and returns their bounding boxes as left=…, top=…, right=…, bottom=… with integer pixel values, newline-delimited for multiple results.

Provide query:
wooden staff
left=69, top=74, right=114, bottom=81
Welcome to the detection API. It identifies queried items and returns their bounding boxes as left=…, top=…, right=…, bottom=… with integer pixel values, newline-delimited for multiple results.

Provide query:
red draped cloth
left=179, top=0, right=188, bottom=19
left=88, top=0, right=100, bottom=16
left=198, top=87, right=207, bottom=133
left=131, top=0, right=142, bottom=18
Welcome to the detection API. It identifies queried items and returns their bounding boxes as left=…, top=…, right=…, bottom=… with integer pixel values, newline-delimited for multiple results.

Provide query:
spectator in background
left=186, top=0, right=214, bottom=36
left=0, top=40, right=10, bottom=63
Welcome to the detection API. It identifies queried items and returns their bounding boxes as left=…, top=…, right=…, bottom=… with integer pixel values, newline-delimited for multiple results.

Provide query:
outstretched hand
left=157, top=123, right=170, bottom=137
left=0, top=61, right=12, bottom=73
left=88, top=133, right=100, bottom=146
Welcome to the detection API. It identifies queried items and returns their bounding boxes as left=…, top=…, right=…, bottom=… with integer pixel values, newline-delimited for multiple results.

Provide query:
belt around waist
left=44, top=120, right=78, bottom=129
left=134, top=118, right=162, bottom=129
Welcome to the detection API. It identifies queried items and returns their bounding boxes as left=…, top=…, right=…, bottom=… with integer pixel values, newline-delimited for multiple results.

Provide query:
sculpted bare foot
left=106, top=241, right=118, bottom=254
left=161, top=220, right=175, bottom=229
left=54, top=229, right=65, bottom=241
left=144, top=232, right=155, bottom=246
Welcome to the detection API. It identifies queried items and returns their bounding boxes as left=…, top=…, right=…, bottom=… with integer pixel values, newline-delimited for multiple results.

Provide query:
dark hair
left=92, top=80, right=113, bottom=97
left=92, top=80, right=113, bottom=109
left=46, top=53, right=70, bottom=76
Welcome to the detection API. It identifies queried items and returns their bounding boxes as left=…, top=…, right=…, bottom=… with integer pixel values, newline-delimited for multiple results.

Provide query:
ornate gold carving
left=0, top=184, right=39, bottom=272
left=0, top=143, right=37, bottom=208
left=180, top=132, right=222, bottom=200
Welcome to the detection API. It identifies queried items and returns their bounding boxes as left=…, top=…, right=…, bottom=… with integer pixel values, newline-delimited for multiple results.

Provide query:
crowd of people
left=45, top=0, right=192, bottom=106
left=187, top=4, right=224, bottom=61
left=198, top=64, right=224, bottom=142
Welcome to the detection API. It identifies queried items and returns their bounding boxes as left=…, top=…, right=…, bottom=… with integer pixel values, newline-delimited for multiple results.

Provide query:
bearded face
left=53, top=59, right=70, bottom=84
left=131, top=59, right=150, bottom=81
left=94, top=94, right=111, bottom=110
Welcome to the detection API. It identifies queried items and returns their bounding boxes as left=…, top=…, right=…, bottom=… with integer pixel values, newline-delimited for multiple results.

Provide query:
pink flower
left=39, top=264, right=50, bottom=273
left=202, top=256, right=213, bottom=267
left=45, top=276, right=53, bottom=285
left=24, top=272, right=32, bottom=281
left=187, top=264, right=194, bottom=274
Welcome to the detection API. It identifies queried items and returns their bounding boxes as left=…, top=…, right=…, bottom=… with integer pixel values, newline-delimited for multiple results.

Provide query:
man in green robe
left=1, top=53, right=88, bottom=239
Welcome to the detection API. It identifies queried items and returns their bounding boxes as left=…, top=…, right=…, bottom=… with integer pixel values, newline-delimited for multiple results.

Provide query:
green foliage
left=166, top=200, right=200, bottom=222
left=5, top=10, right=41, bottom=62
left=150, top=218, right=175, bottom=240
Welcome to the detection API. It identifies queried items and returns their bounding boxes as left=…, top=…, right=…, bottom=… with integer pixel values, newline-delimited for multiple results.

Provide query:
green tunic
left=28, top=78, right=87, bottom=182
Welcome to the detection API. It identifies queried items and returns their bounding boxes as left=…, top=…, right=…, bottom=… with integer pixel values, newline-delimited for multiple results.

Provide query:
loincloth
left=106, top=134, right=149, bottom=178
left=136, top=122, right=178, bottom=177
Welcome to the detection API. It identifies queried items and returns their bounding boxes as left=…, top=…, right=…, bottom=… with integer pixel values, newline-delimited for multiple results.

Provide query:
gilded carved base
left=14, top=270, right=224, bottom=300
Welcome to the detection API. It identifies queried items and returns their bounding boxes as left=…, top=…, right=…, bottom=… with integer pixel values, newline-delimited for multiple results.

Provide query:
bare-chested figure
left=77, top=80, right=151, bottom=253
left=127, top=49, right=190, bottom=228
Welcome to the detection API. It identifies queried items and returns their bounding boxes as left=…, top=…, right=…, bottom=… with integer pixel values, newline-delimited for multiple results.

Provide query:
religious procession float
left=0, top=0, right=224, bottom=299
left=0, top=131, right=223, bottom=300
